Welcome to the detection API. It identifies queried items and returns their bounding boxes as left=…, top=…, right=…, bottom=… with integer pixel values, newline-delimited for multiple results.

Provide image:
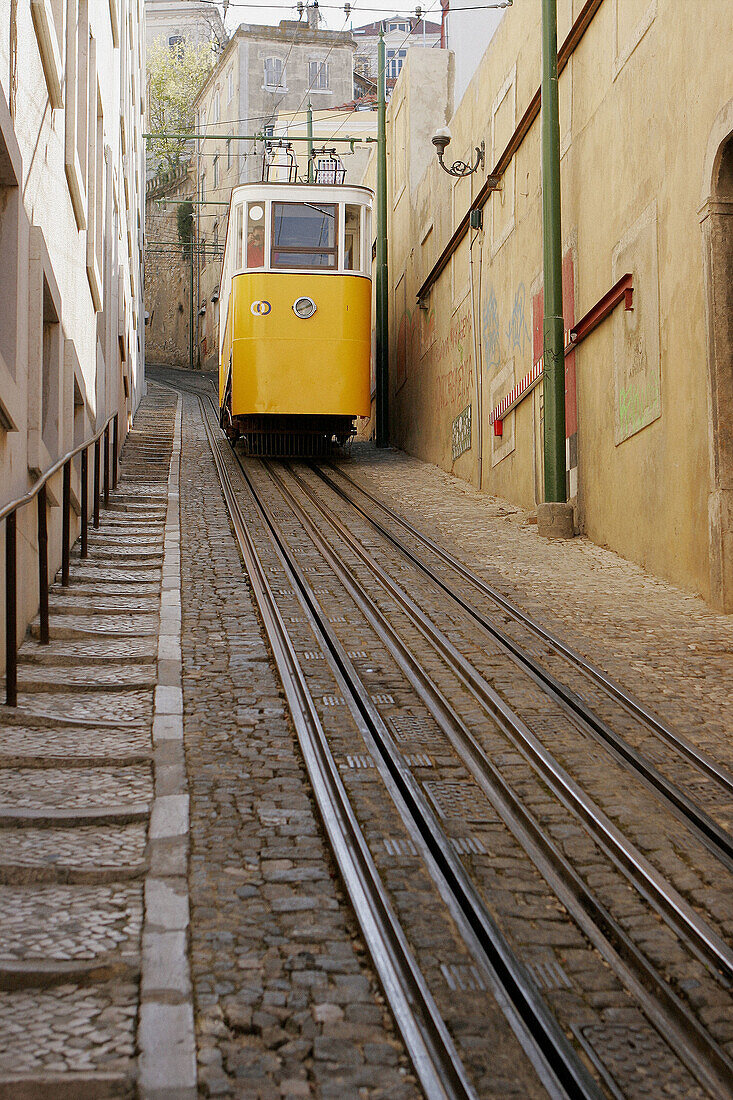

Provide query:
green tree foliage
left=177, top=200, right=194, bottom=248
left=147, top=38, right=214, bottom=171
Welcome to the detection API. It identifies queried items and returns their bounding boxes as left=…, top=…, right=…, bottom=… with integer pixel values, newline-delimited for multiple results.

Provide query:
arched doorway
left=701, top=103, right=733, bottom=611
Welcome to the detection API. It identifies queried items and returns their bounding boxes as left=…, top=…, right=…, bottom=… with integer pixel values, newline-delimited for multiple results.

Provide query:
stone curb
left=137, top=393, right=197, bottom=1099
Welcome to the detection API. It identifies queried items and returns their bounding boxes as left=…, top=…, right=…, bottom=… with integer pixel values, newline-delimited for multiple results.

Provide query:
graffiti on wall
left=432, top=305, right=474, bottom=416
left=452, top=404, right=472, bottom=461
left=506, top=284, right=531, bottom=358
left=482, top=286, right=502, bottom=373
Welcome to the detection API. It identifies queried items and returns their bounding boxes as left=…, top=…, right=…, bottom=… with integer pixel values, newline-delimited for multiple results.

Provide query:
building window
left=263, top=123, right=275, bottom=138
left=226, top=137, right=232, bottom=170
left=388, top=21, right=408, bottom=31
left=213, top=222, right=219, bottom=254
left=64, top=0, right=90, bottom=229
left=200, top=171, right=205, bottom=201
left=168, top=33, right=184, bottom=56
left=213, top=88, right=220, bottom=123
left=264, top=57, right=284, bottom=89
left=308, top=60, right=329, bottom=90
left=386, top=49, right=407, bottom=79
left=227, top=66, right=234, bottom=103
left=213, top=154, right=219, bottom=188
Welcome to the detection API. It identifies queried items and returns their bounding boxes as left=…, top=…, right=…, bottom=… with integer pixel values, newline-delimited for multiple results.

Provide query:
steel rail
left=234, top=468, right=604, bottom=1100
left=264, top=461, right=733, bottom=1099
left=195, top=390, right=602, bottom=1100
left=282, top=466, right=733, bottom=990
left=196, top=397, right=477, bottom=1100
left=319, top=464, right=733, bottom=800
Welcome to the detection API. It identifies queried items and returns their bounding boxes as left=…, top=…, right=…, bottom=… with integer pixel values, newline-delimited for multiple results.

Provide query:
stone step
left=66, top=548, right=163, bottom=563
left=30, top=585, right=159, bottom=605
left=29, top=615, right=159, bottom=640
left=62, top=568, right=160, bottom=586
left=45, top=598, right=159, bottom=618
left=0, top=983, right=137, bottom=1094
left=0, top=805, right=149, bottom=828
left=0, top=690, right=153, bottom=725
left=0, top=726, right=150, bottom=768
left=0, top=1070, right=134, bottom=1099
left=0, top=825, right=147, bottom=885
left=14, top=665, right=157, bottom=695
left=15, top=638, right=157, bottom=668
left=0, top=882, right=142, bottom=966
left=0, top=766, right=152, bottom=816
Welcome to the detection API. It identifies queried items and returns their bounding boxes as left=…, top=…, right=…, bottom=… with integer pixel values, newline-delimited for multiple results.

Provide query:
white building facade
left=0, top=0, right=146, bottom=668
left=145, top=0, right=227, bottom=54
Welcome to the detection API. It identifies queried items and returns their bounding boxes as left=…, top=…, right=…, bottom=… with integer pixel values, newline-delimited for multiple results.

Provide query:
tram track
left=314, top=464, right=733, bottom=852
left=192, top=388, right=733, bottom=1098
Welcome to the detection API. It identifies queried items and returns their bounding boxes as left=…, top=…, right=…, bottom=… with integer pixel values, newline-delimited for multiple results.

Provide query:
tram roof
left=228, top=181, right=374, bottom=207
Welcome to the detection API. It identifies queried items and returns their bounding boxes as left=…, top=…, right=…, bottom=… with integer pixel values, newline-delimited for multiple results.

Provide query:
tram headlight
left=293, top=296, right=317, bottom=319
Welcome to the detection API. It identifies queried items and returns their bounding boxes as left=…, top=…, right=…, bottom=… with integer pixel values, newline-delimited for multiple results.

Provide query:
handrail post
left=61, top=460, right=71, bottom=586
left=112, top=414, right=119, bottom=491
left=37, top=486, right=49, bottom=645
left=93, top=438, right=101, bottom=529
left=5, top=511, right=17, bottom=706
left=81, top=447, right=88, bottom=557
left=103, top=424, right=110, bottom=508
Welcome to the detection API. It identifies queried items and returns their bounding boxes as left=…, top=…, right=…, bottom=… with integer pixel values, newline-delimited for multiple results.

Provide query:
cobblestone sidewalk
left=0, top=389, right=184, bottom=1099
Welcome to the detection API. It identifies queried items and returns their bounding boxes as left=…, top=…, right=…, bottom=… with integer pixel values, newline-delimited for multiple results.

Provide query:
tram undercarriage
left=222, top=411, right=356, bottom=457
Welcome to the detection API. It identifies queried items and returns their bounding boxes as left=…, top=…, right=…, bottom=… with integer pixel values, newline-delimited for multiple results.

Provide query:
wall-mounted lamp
left=432, top=127, right=484, bottom=178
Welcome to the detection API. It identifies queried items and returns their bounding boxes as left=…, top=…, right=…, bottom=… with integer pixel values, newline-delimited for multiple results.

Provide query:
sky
left=211, top=0, right=436, bottom=33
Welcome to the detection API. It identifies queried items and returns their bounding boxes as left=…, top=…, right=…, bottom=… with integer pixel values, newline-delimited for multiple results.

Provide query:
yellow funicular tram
left=219, top=146, right=373, bottom=455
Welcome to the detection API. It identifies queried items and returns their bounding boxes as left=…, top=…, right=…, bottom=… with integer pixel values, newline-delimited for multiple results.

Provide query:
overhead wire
left=322, top=0, right=440, bottom=148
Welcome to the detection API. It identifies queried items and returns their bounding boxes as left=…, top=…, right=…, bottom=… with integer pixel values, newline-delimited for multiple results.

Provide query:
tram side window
left=246, top=203, right=265, bottom=268
left=271, top=202, right=337, bottom=269
left=235, top=205, right=244, bottom=268
left=344, top=205, right=361, bottom=271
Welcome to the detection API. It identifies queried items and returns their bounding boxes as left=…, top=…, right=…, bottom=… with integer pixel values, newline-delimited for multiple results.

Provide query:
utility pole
left=375, top=30, right=389, bottom=448
left=189, top=231, right=194, bottom=370
left=538, top=0, right=573, bottom=537
left=306, top=100, right=313, bottom=182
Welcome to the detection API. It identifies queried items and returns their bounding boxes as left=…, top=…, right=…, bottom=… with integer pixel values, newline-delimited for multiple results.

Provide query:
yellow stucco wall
left=370, top=0, right=733, bottom=604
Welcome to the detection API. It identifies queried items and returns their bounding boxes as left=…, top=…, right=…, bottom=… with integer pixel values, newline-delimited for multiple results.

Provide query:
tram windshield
left=271, top=202, right=337, bottom=269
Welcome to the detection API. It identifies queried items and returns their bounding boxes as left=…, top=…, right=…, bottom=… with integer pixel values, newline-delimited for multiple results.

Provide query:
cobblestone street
left=2, top=378, right=732, bottom=1097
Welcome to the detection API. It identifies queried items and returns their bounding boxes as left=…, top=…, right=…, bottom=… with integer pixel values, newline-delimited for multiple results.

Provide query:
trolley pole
left=375, top=30, right=389, bottom=448
left=306, top=100, right=314, bottom=182
left=541, top=0, right=566, bottom=503
left=189, top=234, right=194, bottom=370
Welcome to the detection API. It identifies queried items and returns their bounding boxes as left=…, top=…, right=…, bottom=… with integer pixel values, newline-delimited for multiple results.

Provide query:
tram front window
left=271, top=202, right=337, bottom=269
left=246, top=203, right=265, bottom=268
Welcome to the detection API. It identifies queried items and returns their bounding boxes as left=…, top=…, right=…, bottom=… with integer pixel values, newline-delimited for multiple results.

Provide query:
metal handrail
left=3, top=410, right=120, bottom=706
left=0, top=411, right=117, bottom=524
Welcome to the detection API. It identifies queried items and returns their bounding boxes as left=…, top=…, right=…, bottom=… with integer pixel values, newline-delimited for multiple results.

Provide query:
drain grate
left=440, top=963, right=487, bottom=992
left=382, top=837, right=418, bottom=856
left=404, top=753, right=433, bottom=768
left=344, top=754, right=373, bottom=769
left=572, top=1022, right=704, bottom=1099
left=527, top=956, right=572, bottom=991
left=388, top=715, right=444, bottom=747
left=424, top=780, right=497, bottom=823
left=451, top=835, right=488, bottom=856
